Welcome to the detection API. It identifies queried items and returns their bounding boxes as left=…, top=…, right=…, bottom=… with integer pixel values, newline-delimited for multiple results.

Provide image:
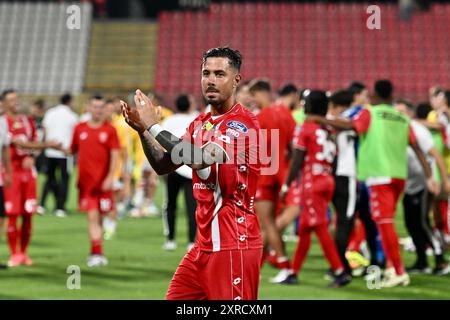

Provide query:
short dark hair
left=91, top=93, right=104, bottom=100
left=175, top=94, right=190, bottom=112
left=60, top=93, right=72, bottom=105
left=305, top=90, right=329, bottom=116
left=416, top=102, right=432, bottom=120
left=1, top=88, right=16, bottom=100
left=330, top=90, right=353, bottom=108
left=395, top=98, right=415, bottom=111
left=248, top=79, right=271, bottom=93
left=33, top=99, right=45, bottom=109
left=202, top=47, right=242, bottom=72
left=348, top=81, right=366, bottom=95
left=430, top=87, right=444, bottom=97
left=444, top=90, right=450, bottom=106
left=278, top=83, right=298, bottom=97
left=374, top=80, right=393, bottom=100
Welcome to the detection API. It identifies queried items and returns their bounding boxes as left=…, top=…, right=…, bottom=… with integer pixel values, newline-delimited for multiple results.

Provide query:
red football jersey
left=182, top=103, right=262, bottom=252
left=71, top=121, right=120, bottom=193
left=4, top=115, right=37, bottom=171
left=292, top=120, right=336, bottom=177
left=257, top=104, right=296, bottom=174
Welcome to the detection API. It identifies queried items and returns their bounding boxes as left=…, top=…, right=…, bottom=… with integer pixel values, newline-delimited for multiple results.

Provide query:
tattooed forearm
left=151, top=128, right=227, bottom=170
left=139, top=130, right=181, bottom=175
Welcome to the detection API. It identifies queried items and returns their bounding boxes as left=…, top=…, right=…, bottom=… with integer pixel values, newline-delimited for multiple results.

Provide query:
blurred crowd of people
left=0, top=79, right=449, bottom=287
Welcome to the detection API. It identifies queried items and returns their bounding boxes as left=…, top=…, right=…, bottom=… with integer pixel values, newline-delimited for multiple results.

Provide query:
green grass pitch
left=0, top=173, right=449, bottom=300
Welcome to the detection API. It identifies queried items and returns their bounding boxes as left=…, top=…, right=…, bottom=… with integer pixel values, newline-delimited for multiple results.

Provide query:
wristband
left=148, top=124, right=163, bottom=137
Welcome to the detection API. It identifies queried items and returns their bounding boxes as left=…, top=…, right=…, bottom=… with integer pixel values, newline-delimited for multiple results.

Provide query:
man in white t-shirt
left=0, top=115, right=11, bottom=267
left=395, top=100, right=450, bottom=275
left=327, top=90, right=359, bottom=275
left=39, top=93, right=79, bottom=217
left=160, top=94, right=198, bottom=251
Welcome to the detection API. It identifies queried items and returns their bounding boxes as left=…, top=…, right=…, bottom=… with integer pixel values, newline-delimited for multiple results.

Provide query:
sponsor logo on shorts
left=193, top=182, right=216, bottom=190
left=227, top=121, right=248, bottom=133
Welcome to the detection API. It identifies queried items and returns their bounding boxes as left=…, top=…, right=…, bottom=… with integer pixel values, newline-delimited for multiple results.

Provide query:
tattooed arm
left=121, top=90, right=227, bottom=175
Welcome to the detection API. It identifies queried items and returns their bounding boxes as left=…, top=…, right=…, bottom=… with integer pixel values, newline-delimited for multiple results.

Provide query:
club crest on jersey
left=226, top=121, right=248, bottom=133
left=99, top=132, right=108, bottom=143
left=80, top=132, right=88, bottom=140
left=202, top=121, right=214, bottom=131
left=13, top=121, right=23, bottom=129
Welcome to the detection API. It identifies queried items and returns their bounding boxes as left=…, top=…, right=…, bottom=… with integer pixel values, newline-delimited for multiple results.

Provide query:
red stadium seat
left=154, top=3, right=450, bottom=102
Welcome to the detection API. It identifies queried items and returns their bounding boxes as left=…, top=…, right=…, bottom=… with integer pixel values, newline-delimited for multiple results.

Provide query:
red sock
left=441, top=200, right=449, bottom=235
left=91, top=239, right=102, bottom=255
left=20, top=215, right=32, bottom=255
left=291, top=225, right=311, bottom=275
left=7, top=216, right=18, bottom=255
left=377, top=222, right=405, bottom=275
left=437, top=200, right=448, bottom=233
left=276, top=256, right=291, bottom=270
left=316, top=224, right=344, bottom=273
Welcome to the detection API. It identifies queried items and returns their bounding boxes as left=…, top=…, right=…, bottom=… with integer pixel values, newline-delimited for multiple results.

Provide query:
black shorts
left=0, top=187, right=5, bottom=218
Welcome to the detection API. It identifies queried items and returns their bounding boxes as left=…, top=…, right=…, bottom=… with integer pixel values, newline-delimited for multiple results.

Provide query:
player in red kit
left=69, top=95, right=120, bottom=267
left=1, top=89, right=61, bottom=267
left=249, top=80, right=296, bottom=279
left=122, top=47, right=262, bottom=300
left=277, top=90, right=352, bottom=287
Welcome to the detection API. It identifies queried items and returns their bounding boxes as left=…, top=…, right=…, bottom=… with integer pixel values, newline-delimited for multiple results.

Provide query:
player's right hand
left=46, top=140, right=63, bottom=150
left=22, top=156, right=35, bottom=169
left=279, top=184, right=289, bottom=201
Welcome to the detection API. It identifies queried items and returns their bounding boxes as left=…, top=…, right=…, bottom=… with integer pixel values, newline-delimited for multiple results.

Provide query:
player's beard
left=204, top=92, right=225, bottom=108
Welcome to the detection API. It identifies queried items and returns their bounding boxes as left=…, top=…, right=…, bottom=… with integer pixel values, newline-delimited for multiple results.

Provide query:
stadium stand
left=155, top=3, right=450, bottom=102
left=0, top=2, right=92, bottom=94
left=85, top=21, right=158, bottom=93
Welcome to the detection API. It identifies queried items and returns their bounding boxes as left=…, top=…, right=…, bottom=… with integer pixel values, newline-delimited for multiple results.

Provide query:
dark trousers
left=332, top=176, right=357, bottom=274
left=357, top=182, right=384, bottom=266
left=40, top=157, right=69, bottom=211
left=164, top=172, right=197, bottom=243
left=403, top=190, right=445, bottom=266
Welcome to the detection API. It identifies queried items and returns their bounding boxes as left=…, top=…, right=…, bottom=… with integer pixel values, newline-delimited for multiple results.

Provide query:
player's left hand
left=101, top=175, right=114, bottom=192
left=427, top=177, right=440, bottom=195
left=444, top=181, right=450, bottom=195
left=121, top=90, right=162, bottom=133
left=4, top=171, right=11, bottom=188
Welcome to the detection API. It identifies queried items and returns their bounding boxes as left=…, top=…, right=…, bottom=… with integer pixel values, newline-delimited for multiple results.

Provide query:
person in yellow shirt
left=103, top=98, right=132, bottom=239
left=129, top=92, right=173, bottom=218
